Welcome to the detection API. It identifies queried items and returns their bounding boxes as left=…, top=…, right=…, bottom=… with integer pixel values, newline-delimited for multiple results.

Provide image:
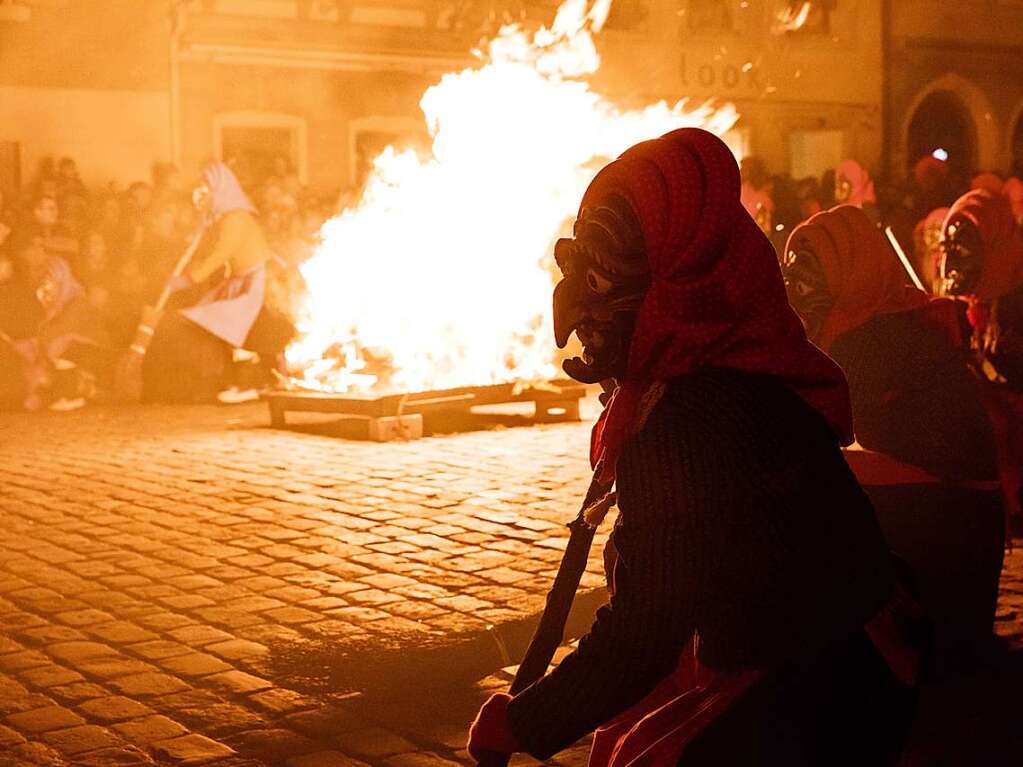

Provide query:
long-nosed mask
left=781, top=245, right=834, bottom=342
left=940, top=217, right=984, bottom=296
left=552, top=193, right=648, bottom=384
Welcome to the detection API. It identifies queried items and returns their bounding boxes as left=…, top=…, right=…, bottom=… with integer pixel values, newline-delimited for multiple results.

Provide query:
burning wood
left=284, top=0, right=738, bottom=396
left=264, top=379, right=587, bottom=440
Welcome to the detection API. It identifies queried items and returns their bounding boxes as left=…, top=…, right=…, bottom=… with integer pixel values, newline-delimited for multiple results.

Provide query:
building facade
left=885, top=0, right=1023, bottom=182
left=598, top=0, right=884, bottom=180
left=14, top=0, right=1018, bottom=200
left=0, top=0, right=170, bottom=197
left=0, top=0, right=885, bottom=194
left=173, top=0, right=888, bottom=189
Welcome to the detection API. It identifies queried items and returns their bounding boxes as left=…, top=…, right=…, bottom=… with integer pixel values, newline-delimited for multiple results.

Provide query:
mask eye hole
left=585, top=267, right=614, bottom=295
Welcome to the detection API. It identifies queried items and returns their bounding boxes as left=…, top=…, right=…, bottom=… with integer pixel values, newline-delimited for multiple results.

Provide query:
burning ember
left=286, top=0, right=739, bottom=394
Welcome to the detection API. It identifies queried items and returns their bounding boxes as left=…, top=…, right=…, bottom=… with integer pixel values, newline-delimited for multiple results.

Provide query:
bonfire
left=286, top=0, right=739, bottom=395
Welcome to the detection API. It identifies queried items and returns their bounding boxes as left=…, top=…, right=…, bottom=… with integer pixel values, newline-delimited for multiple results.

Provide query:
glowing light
left=286, top=0, right=739, bottom=394
left=932, top=148, right=949, bottom=161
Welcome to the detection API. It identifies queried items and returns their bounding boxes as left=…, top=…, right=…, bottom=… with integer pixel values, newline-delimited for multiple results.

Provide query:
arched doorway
left=907, top=90, right=977, bottom=180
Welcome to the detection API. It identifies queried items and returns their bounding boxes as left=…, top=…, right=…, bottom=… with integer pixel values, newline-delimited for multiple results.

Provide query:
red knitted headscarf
left=786, top=205, right=929, bottom=351
left=944, top=189, right=1023, bottom=301
left=587, top=129, right=853, bottom=483
left=837, top=159, right=877, bottom=207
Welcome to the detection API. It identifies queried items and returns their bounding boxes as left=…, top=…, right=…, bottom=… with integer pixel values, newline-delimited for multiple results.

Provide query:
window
left=348, top=117, right=429, bottom=189
left=788, top=130, right=845, bottom=180
left=213, top=112, right=308, bottom=188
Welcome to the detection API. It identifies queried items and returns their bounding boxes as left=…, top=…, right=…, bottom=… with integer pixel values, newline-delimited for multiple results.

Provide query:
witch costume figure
left=940, top=188, right=1023, bottom=524
left=142, top=162, right=294, bottom=402
left=783, top=204, right=1004, bottom=657
left=468, top=129, right=925, bottom=766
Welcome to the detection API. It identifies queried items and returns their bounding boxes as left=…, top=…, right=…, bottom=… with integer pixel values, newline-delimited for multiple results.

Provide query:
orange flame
left=286, top=0, right=739, bottom=394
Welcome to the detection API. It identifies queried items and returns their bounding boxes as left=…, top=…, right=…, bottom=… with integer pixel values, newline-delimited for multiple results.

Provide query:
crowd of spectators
left=0, top=153, right=335, bottom=412
left=3, top=144, right=1021, bottom=414
left=739, top=153, right=1023, bottom=294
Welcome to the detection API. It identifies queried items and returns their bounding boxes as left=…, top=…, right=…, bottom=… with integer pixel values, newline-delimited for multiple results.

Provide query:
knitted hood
left=202, top=162, right=256, bottom=223
left=837, top=159, right=877, bottom=207
left=585, top=128, right=853, bottom=482
left=943, top=189, right=1023, bottom=301
left=786, top=205, right=929, bottom=351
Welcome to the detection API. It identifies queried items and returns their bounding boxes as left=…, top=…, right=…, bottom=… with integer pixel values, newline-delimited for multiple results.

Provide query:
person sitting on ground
left=28, top=193, right=78, bottom=261
left=469, top=128, right=924, bottom=767
left=0, top=226, right=108, bottom=410
left=55, top=156, right=87, bottom=201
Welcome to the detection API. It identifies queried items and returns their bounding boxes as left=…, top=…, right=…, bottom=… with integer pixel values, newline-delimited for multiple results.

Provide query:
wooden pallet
left=264, top=380, right=587, bottom=440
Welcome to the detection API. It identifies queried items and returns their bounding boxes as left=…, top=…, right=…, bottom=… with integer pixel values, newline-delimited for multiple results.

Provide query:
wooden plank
left=263, top=380, right=587, bottom=423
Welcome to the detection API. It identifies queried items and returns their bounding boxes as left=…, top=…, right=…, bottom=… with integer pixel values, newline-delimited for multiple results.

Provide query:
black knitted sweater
left=506, top=368, right=895, bottom=760
left=828, top=309, right=998, bottom=482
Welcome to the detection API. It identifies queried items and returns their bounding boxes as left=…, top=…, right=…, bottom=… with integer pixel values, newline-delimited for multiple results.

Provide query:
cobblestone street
left=1, top=402, right=1022, bottom=766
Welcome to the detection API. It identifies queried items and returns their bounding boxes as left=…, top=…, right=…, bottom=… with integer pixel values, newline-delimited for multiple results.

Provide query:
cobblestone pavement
left=1, top=403, right=1022, bottom=766
left=0, top=403, right=610, bottom=766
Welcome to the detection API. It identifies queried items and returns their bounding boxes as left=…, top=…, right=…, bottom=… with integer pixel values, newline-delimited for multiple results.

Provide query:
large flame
left=287, top=0, right=739, bottom=394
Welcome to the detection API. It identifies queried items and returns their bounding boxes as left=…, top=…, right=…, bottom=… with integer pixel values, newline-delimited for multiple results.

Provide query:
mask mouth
left=563, top=323, right=609, bottom=383
left=553, top=278, right=613, bottom=384
left=560, top=312, right=639, bottom=384
left=940, top=264, right=979, bottom=296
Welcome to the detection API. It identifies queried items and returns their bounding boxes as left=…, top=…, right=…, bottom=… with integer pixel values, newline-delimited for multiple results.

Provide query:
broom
left=112, top=230, right=205, bottom=401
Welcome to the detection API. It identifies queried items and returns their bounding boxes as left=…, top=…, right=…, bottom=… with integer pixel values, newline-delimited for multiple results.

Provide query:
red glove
left=467, top=693, right=521, bottom=761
